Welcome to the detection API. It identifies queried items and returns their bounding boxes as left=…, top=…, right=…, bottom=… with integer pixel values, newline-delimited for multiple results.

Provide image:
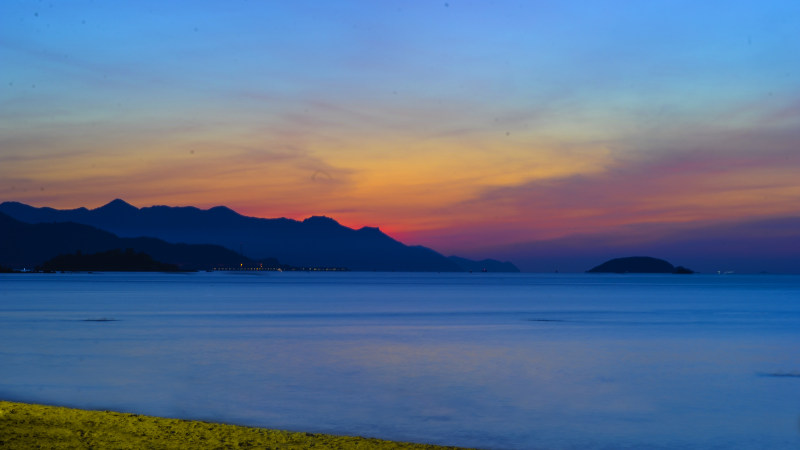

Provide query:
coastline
left=0, top=401, right=468, bottom=449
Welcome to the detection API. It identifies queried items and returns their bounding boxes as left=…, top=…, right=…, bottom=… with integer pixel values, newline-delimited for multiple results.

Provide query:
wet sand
left=0, top=400, right=468, bottom=449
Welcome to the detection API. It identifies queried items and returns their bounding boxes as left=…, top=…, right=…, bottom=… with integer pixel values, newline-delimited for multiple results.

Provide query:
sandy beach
left=0, top=401, right=468, bottom=449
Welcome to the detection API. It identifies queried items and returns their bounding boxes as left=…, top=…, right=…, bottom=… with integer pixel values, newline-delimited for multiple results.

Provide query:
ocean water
left=1, top=272, right=799, bottom=449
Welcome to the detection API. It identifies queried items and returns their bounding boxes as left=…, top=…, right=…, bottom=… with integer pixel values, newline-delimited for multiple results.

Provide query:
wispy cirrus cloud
left=400, top=108, right=800, bottom=254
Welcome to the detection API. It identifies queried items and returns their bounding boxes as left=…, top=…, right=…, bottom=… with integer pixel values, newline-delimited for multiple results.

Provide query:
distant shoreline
left=0, top=400, right=467, bottom=449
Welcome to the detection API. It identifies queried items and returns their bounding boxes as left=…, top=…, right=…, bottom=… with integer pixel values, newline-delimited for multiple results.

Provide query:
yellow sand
left=0, top=401, right=469, bottom=449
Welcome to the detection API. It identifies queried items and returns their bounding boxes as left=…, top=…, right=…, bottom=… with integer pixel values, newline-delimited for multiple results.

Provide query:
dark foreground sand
left=0, top=401, right=468, bottom=449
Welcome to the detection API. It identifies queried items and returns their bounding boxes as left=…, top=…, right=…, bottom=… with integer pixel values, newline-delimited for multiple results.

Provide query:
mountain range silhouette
left=0, top=200, right=518, bottom=272
left=0, top=211, right=254, bottom=270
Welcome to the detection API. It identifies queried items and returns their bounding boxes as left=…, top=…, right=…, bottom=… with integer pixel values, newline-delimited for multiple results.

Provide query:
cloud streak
left=407, top=109, right=800, bottom=253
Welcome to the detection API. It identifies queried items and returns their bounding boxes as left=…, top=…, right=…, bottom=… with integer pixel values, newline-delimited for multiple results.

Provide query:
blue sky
left=2, top=1, right=800, bottom=269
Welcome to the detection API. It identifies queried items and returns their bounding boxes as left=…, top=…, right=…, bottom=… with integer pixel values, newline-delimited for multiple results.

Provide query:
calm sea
left=1, top=272, right=799, bottom=449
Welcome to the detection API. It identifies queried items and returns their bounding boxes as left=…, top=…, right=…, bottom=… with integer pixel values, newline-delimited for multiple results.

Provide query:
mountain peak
left=357, top=225, right=386, bottom=237
left=302, top=215, right=341, bottom=226
left=96, top=199, right=138, bottom=212
left=208, top=205, right=240, bottom=217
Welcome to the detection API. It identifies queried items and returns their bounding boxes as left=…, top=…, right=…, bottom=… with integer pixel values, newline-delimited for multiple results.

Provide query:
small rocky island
left=587, top=256, right=694, bottom=274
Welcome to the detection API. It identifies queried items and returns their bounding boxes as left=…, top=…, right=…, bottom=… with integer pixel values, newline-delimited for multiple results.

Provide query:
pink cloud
left=406, top=119, right=800, bottom=256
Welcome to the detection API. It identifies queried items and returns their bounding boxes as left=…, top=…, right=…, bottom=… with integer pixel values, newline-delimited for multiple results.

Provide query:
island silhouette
left=587, top=256, right=694, bottom=274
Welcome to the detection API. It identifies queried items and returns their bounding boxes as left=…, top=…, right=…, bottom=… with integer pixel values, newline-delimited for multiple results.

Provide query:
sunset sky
left=3, top=1, right=800, bottom=268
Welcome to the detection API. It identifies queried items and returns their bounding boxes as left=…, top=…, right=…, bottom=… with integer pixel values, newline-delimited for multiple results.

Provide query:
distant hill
left=468, top=215, right=800, bottom=273
left=40, top=248, right=180, bottom=272
left=448, top=256, right=520, bottom=272
left=0, top=200, right=518, bottom=272
left=0, top=212, right=250, bottom=271
left=587, top=256, right=694, bottom=274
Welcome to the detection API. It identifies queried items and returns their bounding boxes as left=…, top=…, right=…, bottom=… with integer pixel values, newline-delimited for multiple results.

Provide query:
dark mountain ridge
left=0, top=200, right=519, bottom=272
left=0, top=212, right=250, bottom=271
left=40, top=248, right=181, bottom=272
